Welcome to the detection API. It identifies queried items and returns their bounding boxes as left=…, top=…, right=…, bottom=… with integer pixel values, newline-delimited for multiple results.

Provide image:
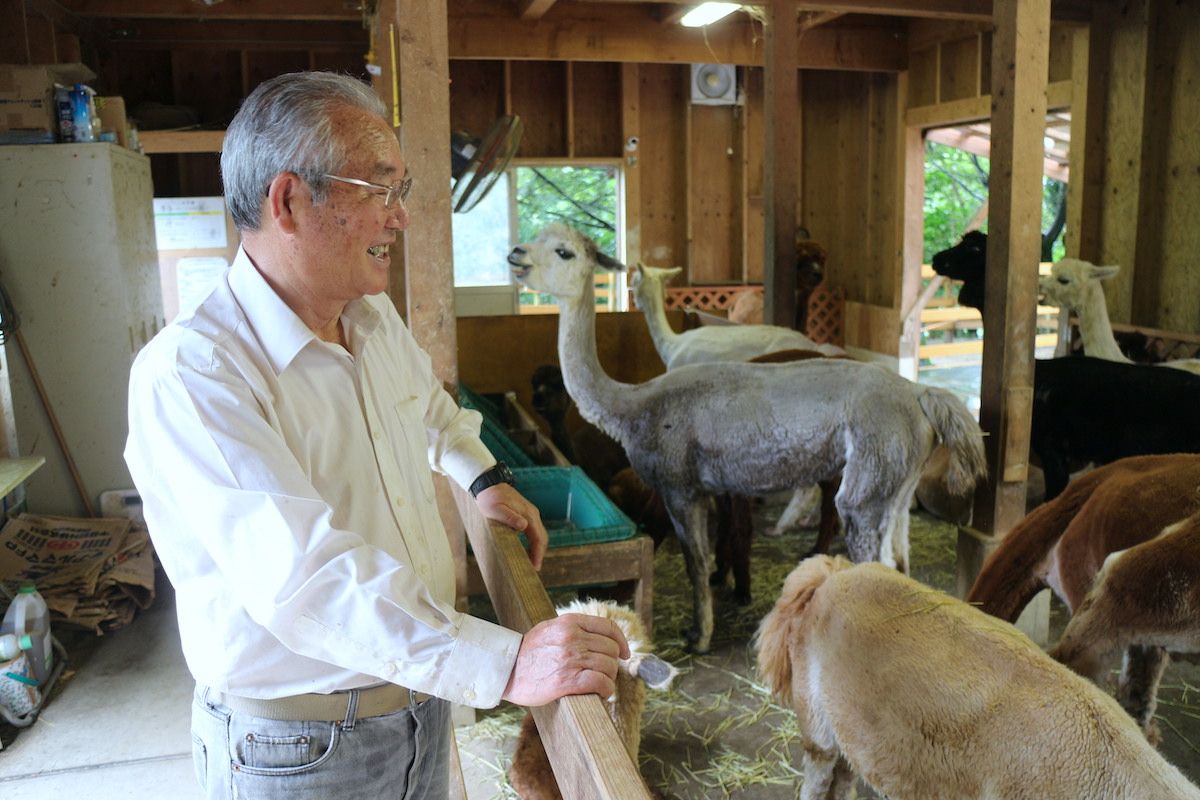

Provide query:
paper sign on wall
left=176, top=256, right=228, bottom=313
left=153, top=197, right=227, bottom=250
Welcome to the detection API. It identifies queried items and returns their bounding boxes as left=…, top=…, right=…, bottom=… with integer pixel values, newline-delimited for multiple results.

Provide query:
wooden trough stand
left=452, top=484, right=656, bottom=800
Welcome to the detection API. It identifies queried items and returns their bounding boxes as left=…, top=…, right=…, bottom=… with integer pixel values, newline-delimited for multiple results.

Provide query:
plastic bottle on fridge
left=0, top=585, right=52, bottom=685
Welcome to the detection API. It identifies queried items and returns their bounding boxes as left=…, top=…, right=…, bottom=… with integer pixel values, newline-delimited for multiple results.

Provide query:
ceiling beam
left=448, top=16, right=906, bottom=70
left=518, top=0, right=557, bottom=20
left=798, top=10, right=844, bottom=31
left=95, top=18, right=368, bottom=47
left=57, top=0, right=361, bottom=21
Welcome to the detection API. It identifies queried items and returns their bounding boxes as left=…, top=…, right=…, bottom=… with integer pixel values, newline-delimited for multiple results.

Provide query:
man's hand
left=501, top=614, right=632, bottom=706
left=475, top=483, right=548, bottom=569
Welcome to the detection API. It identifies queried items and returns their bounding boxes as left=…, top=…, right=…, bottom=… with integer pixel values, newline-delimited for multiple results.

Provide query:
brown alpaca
left=756, top=556, right=1200, bottom=800
left=508, top=599, right=677, bottom=799
left=1050, top=509, right=1200, bottom=742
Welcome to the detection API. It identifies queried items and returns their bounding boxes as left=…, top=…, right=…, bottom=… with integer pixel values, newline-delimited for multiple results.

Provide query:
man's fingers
left=564, top=613, right=631, bottom=659
left=573, top=670, right=616, bottom=699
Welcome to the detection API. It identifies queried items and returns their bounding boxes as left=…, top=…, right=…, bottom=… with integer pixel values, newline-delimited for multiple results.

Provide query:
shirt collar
left=227, top=246, right=383, bottom=374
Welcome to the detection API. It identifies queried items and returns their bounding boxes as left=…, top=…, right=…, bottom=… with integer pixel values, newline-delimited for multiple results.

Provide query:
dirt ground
left=456, top=499, right=1200, bottom=799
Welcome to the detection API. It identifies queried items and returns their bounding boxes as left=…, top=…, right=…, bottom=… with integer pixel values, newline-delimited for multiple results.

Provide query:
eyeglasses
left=322, top=172, right=413, bottom=209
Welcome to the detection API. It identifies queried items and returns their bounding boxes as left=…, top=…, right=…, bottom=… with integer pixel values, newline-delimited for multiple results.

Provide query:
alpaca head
left=931, top=230, right=988, bottom=311
left=630, top=262, right=683, bottom=311
left=794, top=234, right=827, bottom=293
left=530, top=364, right=571, bottom=423
left=509, top=223, right=625, bottom=302
left=556, top=597, right=679, bottom=692
left=1038, top=258, right=1121, bottom=312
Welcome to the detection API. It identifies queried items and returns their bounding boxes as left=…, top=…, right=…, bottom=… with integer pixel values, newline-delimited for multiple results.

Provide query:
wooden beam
left=798, top=10, right=844, bottom=31
left=970, top=0, right=1050, bottom=540
left=93, top=18, right=367, bottom=46
left=518, top=0, right=557, bottom=21
left=763, top=0, right=800, bottom=328
left=447, top=17, right=907, bottom=70
left=59, top=0, right=358, bottom=21
left=452, top=488, right=655, bottom=800
left=796, top=0, right=1091, bottom=22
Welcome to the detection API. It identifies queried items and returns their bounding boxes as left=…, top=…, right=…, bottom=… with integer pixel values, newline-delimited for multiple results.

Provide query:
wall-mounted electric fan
left=690, top=63, right=738, bottom=106
left=450, top=115, right=523, bottom=213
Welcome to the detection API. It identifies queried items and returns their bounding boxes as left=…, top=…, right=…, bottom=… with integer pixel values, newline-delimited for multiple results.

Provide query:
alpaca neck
left=638, top=284, right=682, bottom=365
left=556, top=289, right=635, bottom=442
left=1076, top=282, right=1131, bottom=362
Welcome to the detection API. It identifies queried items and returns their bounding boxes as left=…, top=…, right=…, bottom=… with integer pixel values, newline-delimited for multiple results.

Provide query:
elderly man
left=125, top=71, right=628, bottom=800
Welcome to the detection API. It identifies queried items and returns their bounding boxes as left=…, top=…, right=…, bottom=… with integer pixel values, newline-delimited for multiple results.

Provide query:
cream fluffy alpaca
left=508, top=599, right=676, bottom=800
left=756, top=556, right=1200, bottom=800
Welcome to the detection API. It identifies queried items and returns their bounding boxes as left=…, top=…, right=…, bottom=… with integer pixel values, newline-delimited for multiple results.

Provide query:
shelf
left=139, top=130, right=225, bottom=154
left=0, top=456, right=44, bottom=498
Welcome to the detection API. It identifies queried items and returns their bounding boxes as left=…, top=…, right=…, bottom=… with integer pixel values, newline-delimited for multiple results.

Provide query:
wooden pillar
left=621, top=63, right=641, bottom=268
left=896, top=71, right=926, bottom=382
left=968, top=0, right=1050, bottom=542
left=372, top=2, right=467, bottom=599
left=763, top=0, right=799, bottom=328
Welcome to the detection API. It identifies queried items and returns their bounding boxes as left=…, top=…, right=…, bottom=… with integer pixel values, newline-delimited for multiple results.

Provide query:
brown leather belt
left=207, top=683, right=432, bottom=722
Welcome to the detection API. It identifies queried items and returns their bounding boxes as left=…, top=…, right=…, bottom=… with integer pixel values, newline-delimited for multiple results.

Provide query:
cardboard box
left=0, top=63, right=95, bottom=102
left=96, top=96, right=127, bottom=147
left=0, top=97, right=55, bottom=132
left=0, top=63, right=96, bottom=135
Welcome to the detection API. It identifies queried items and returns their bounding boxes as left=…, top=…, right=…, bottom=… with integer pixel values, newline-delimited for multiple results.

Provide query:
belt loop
left=343, top=688, right=361, bottom=730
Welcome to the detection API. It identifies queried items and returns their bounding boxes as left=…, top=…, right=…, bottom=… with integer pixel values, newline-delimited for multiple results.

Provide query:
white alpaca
left=629, top=263, right=845, bottom=369
left=756, top=556, right=1200, bottom=800
left=508, top=599, right=677, bottom=800
left=508, top=224, right=986, bottom=652
left=1038, top=259, right=1200, bottom=374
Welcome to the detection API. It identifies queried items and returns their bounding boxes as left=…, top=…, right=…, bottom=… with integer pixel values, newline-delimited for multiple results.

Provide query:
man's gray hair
left=221, top=72, right=387, bottom=231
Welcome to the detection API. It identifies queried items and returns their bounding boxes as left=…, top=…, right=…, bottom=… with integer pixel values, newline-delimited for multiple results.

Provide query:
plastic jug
left=1, top=585, right=52, bottom=685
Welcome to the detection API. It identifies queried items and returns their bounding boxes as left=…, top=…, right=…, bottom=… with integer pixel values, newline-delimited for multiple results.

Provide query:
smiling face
left=299, top=105, right=409, bottom=303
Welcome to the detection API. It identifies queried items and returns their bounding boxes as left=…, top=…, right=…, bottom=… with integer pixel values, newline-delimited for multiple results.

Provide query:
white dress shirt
left=125, top=247, right=521, bottom=707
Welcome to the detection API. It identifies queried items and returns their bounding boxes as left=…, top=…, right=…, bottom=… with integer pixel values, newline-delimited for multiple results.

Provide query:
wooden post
left=967, top=0, right=1050, bottom=558
left=897, top=74, right=926, bottom=382
left=453, top=488, right=656, bottom=800
left=372, top=2, right=469, bottom=604
left=763, top=0, right=799, bottom=328
left=622, top=63, right=641, bottom=269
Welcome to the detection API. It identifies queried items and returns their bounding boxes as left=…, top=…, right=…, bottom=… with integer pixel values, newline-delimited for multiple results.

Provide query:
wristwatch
left=469, top=461, right=515, bottom=497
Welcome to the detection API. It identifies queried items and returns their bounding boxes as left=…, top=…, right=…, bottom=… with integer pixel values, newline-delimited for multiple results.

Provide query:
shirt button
left=373, top=431, right=382, bottom=441
left=394, top=496, right=404, bottom=507
left=463, top=688, right=475, bottom=701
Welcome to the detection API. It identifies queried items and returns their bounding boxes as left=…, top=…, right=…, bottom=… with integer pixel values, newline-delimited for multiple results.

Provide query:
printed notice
left=176, top=256, right=228, bottom=313
left=153, top=196, right=228, bottom=250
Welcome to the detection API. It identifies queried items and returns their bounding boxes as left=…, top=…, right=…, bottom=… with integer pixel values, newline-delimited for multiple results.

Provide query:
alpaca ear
left=596, top=251, right=627, bottom=272
left=667, top=266, right=684, bottom=281
left=1091, top=264, right=1121, bottom=281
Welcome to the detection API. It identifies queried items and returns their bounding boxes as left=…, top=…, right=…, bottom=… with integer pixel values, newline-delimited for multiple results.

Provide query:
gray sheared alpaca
left=508, top=224, right=987, bottom=653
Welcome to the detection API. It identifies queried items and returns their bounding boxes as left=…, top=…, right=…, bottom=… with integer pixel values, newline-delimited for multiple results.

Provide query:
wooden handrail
left=451, top=486, right=654, bottom=800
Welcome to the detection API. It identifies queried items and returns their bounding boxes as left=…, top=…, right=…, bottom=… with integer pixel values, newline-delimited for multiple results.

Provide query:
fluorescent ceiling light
left=680, top=3, right=741, bottom=28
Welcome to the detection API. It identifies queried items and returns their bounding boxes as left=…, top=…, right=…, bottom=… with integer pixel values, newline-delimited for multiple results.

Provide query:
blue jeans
left=190, top=686, right=450, bottom=800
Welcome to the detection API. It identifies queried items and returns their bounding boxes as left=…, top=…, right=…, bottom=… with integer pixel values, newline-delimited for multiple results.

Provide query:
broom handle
left=14, top=329, right=95, bottom=517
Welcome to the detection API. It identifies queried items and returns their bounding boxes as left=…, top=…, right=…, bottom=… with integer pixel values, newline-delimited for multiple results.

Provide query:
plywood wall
left=636, top=64, right=689, bottom=269
left=1086, top=1, right=1200, bottom=335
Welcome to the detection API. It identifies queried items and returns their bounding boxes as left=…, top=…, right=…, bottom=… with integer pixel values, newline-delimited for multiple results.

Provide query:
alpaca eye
left=1058, top=277, right=1069, bottom=285
left=555, top=248, right=575, bottom=260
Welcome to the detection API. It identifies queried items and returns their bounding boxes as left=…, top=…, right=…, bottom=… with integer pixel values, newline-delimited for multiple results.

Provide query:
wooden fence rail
left=452, top=485, right=655, bottom=800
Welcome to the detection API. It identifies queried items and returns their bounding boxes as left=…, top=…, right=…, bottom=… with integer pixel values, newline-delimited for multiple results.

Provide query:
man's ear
left=266, top=172, right=304, bottom=234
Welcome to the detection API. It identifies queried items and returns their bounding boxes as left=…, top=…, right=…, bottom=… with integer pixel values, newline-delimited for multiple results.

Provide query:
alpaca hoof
left=708, top=570, right=727, bottom=587
left=733, top=587, right=752, bottom=606
left=1145, top=720, right=1163, bottom=749
left=683, top=627, right=711, bottom=655
left=761, top=526, right=783, bottom=538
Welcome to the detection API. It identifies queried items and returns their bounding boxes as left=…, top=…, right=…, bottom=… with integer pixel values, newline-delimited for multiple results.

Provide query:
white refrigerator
left=0, top=143, right=162, bottom=517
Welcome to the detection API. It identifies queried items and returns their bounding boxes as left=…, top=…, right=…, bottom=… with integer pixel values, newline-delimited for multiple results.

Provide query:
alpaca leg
left=805, top=478, right=842, bottom=557
left=1117, top=645, right=1170, bottom=745
left=887, top=474, right=921, bottom=575
left=667, top=496, right=714, bottom=654
left=802, top=750, right=853, bottom=800
left=768, top=485, right=821, bottom=537
left=729, top=495, right=753, bottom=605
left=710, top=494, right=733, bottom=589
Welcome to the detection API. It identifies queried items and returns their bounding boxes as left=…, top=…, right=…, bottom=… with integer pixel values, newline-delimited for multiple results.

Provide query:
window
left=452, top=164, right=625, bottom=314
